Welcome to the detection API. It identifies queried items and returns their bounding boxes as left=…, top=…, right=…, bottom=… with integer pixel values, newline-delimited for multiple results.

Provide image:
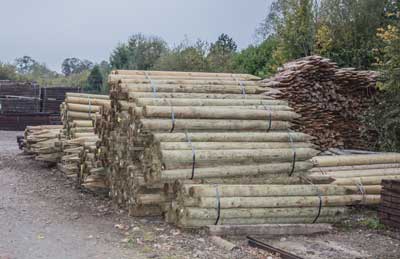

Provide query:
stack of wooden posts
left=379, top=179, right=400, bottom=228
left=94, top=69, right=385, bottom=228
left=170, top=184, right=380, bottom=228
left=261, top=56, right=378, bottom=150
left=23, top=125, right=64, bottom=163
left=309, top=154, right=400, bottom=194
left=57, top=93, right=110, bottom=192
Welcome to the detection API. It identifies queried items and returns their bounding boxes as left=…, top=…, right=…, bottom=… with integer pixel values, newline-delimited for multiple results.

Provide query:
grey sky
left=0, top=0, right=271, bottom=71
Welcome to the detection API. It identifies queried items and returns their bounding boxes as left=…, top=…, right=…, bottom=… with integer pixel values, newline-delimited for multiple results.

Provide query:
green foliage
left=316, top=0, right=389, bottom=69
left=207, top=33, right=237, bottom=72
left=0, top=62, right=18, bottom=80
left=87, top=65, right=103, bottom=92
left=110, top=33, right=168, bottom=70
left=154, top=39, right=209, bottom=72
left=232, top=36, right=279, bottom=77
left=259, top=0, right=315, bottom=61
left=61, top=58, right=93, bottom=76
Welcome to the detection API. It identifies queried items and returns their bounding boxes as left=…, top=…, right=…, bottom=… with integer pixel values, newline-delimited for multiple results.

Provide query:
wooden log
left=66, top=93, right=109, bottom=99
left=134, top=97, right=288, bottom=107
left=128, top=92, right=269, bottom=100
left=154, top=132, right=313, bottom=142
left=182, top=207, right=348, bottom=219
left=120, top=84, right=263, bottom=94
left=310, top=168, right=400, bottom=178
left=333, top=175, right=400, bottom=185
left=160, top=162, right=313, bottom=181
left=159, top=142, right=316, bottom=150
left=312, top=154, right=400, bottom=167
left=207, top=224, right=333, bottom=236
left=186, top=184, right=348, bottom=197
left=140, top=119, right=291, bottom=131
left=65, top=96, right=110, bottom=106
left=142, top=106, right=299, bottom=120
left=66, top=103, right=101, bottom=113
left=192, top=195, right=380, bottom=208
left=162, top=148, right=318, bottom=166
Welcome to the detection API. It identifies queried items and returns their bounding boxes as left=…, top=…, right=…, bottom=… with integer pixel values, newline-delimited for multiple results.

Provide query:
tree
left=316, top=0, right=389, bottom=68
left=207, top=34, right=238, bottom=72
left=110, top=33, right=168, bottom=70
left=87, top=65, right=103, bottom=92
left=15, top=56, right=38, bottom=74
left=62, top=58, right=93, bottom=76
left=258, top=0, right=316, bottom=61
left=154, top=39, right=209, bottom=72
left=0, top=62, right=18, bottom=80
left=232, top=36, right=279, bottom=77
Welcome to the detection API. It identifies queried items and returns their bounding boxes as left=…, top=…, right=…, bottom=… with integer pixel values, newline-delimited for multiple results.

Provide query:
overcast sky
left=0, top=0, right=271, bottom=71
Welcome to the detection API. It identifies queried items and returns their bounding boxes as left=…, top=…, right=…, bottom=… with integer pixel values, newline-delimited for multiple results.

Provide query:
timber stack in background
left=379, top=179, right=400, bottom=229
left=261, top=55, right=379, bottom=150
left=0, top=80, right=80, bottom=130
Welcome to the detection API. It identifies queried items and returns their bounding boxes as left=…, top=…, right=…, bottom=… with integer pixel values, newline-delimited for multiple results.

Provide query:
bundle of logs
left=309, top=153, right=400, bottom=195
left=261, top=55, right=379, bottom=150
left=23, top=125, right=64, bottom=163
left=379, top=179, right=400, bottom=228
left=90, top=70, right=382, bottom=228
left=57, top=92, right=110, bottom=193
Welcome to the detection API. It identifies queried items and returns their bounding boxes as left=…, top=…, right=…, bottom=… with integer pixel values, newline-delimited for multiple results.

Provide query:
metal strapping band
left=169, top=105, right=175, bottom=133
left=356, top=179, right=366, bottom=204
left=88, top=97, right=92, bottom=116
left=263, top=105, right=272, bottom=132
left=144, top=71, right=157, bottom=97
left=303, top=178, right=323, bottom=224
left=313, top=193, right=323, bottom=224
left=288, top=131, right=297, bottom=176
left=233, top=75, right=246, bottom=98
left=185, top=131, right=196, bottom=180
left=214, top=184, right=221, bottom=225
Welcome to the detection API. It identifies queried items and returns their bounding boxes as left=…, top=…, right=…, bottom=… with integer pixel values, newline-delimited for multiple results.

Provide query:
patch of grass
left=359, top=217, right=386, bottom=230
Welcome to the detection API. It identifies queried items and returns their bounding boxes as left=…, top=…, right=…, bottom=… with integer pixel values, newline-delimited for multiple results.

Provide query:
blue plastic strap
left=288, top=131, right=297, bottom=176
left=144, top=71, right=157, bottom=98
left=214, top=184, right=221, bottom=225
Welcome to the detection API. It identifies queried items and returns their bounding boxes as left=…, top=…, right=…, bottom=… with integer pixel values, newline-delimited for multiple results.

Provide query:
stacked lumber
left=261, top=55, right=378, bottom=150
left=0, top=97, right=40, bottom=113
left=0, top=113, right=60, bottom=130
left=0, top=80, right=40, bottom=97
left=99, top=70, right=337, bottom=226
left=170, top=184, right=379, bottom=228
left=379, top=179, right=400, bottom=228
left=309, top=153, right=400, bottom=194
left=23, top=125, right=64, bottom=163
left=41, top=86, right=80, bottom=114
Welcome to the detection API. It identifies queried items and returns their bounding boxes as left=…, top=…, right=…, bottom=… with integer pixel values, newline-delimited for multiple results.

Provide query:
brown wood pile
left=379, top=179, right=400, bottom=228
left=261, top=55, right=379, bottom=150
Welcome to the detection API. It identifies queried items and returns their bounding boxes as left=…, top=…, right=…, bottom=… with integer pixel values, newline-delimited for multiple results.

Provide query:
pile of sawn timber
left=379, top=179, right=400, bottom=228
left=261, top=55, right=379, bottom=150
left=94, top=70, right=381, bottom=228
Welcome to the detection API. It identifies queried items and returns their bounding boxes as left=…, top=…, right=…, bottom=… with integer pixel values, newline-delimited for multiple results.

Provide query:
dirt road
left=0, top=131, right=146, bottom=259
left=2, top=130, right=400, bottom=259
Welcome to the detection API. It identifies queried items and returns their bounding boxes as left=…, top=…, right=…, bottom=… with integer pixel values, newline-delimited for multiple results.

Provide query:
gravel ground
left=2, top=130, right=400, bottom=259
left=0, top=131, right=274, bottom=259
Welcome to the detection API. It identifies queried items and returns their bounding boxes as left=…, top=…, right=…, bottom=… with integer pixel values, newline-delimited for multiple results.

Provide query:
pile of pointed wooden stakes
left=309, top=153, right=400, bottom=194
left=261, top=55, right=378, bottom=150
left=168, top=183, right=380, bottom=228
left=89, top=69, right=382, bottom=228
left=56, top=93, right=110, bottom=192
left=23, top=125, right=64, bottom=163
